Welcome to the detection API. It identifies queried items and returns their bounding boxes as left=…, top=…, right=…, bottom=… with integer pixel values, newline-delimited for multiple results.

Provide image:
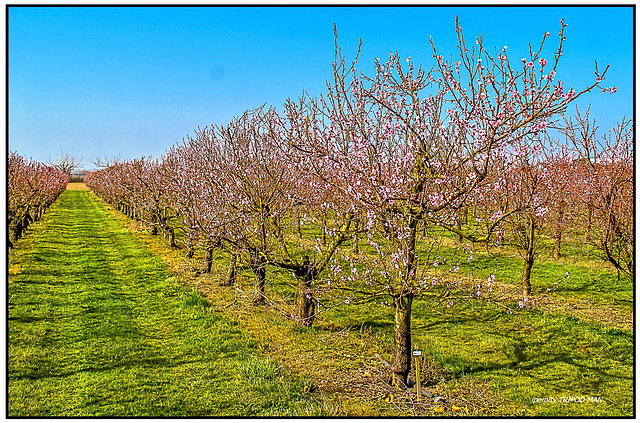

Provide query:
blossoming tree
left=286, top=19, right=613, bottom=385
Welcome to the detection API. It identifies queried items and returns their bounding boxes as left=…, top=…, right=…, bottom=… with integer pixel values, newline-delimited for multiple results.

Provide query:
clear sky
left=8, top=5, right=634, bottom=170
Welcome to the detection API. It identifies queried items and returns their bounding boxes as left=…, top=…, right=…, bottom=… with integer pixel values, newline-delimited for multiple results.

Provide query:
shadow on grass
left=443, top=327, right=633, bottom=384
left=11, top=355, right=202, bottom=381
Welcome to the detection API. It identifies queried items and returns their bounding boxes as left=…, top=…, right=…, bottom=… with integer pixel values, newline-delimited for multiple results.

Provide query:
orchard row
left=85, top=21, right=632, bottom=385
left=8, top=152, right=69, bottom=247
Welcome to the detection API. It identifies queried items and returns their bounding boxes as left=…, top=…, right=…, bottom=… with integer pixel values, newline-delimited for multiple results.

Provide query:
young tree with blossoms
left=540, top=138, right=577, bottom=261
left=217, top=107, right=361, bottom=315
left=285, top=19, right=614, bottom=386
left=160, top=145, right=206, bottom=258
left=165, top=106, right=359, bottom=315
left=497, top=141, right=557, bottom=298
left=562, top=109, right=633, bottom=278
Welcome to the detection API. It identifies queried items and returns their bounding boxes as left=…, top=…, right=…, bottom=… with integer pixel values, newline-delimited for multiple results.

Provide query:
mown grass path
left=8, top=190, right=317, bottom=417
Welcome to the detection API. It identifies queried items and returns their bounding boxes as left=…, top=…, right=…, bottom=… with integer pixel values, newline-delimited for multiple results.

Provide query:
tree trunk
left=553, top=200, right=565, bottom=259
left=167, top=226, right=177, bottom=249
left=392, top=292, right=414, bottom=387
left=553, top=228, right=562, bottom=260
left=522, top=216, right=535, bottom=297
left=187, top=234, right=195, bottom=258
left=21, top=212, right=32, bottom=236
left=292, top=212, right=355, bottom=327
left=295, top=255, right=315, bottom=326
left=204, top=243, right=214, bottom=273
left=296, top=278, right=315, bottom=326
left=391, top=214, right=419, bottom=387
left=522, top=257, right=534, bottom=297
left=251, top=254, right=267, bottom=305
left=13, top=222, right=22, bottom=241
left=223, top=253, right=237, bottom=287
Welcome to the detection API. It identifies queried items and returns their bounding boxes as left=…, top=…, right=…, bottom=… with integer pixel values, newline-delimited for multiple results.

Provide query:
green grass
left=8, top=190, right=330, bottom=417
left=198, top=246, right=632, bottom=416
left=319, top=289, right=633, bottom=416
left=78, top=198, right=633, bottom=417
left=460, top=247, right=633, bottom=314
left=415, top=305, right=632, bottom=416
left=220, top=228, right=634, bottom=417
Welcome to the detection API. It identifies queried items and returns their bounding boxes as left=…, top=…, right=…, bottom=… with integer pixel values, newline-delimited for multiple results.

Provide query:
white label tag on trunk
left=413, top=350, right=422, bottom=356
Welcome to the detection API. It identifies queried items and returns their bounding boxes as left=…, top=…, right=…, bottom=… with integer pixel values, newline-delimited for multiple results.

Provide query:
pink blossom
left=535, top=206, right=548, bottom=217
left=491, top=209, right=503, bottom=222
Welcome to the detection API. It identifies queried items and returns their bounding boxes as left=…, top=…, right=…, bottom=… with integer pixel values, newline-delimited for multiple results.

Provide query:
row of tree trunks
left=9, top=199, right=58, bottom=246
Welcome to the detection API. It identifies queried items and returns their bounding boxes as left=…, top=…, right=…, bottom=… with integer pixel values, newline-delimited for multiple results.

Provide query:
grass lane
left=8, top=190, right=323, bottom=417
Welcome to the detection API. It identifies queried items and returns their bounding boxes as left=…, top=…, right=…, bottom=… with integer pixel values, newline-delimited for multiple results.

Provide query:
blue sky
left=8, top=6, right=634, bottom=170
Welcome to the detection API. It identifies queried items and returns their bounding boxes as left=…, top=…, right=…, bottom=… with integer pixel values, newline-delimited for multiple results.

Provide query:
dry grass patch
left=65, top=182, right=90, bottom=190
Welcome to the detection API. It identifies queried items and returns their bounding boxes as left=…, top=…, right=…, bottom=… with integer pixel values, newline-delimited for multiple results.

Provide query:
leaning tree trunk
left=251, top=254, right=267, bottom=305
